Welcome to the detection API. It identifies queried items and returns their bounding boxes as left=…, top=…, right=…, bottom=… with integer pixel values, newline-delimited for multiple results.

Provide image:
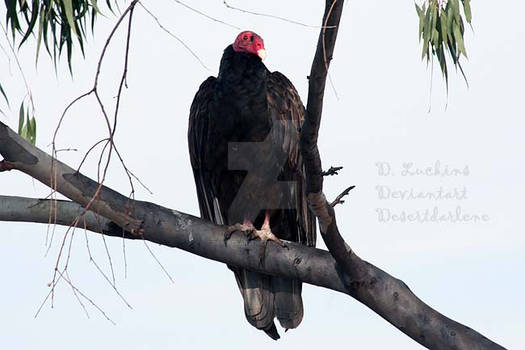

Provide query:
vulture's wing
left=188, top=76, right=223, bottom=224
left=188, top=75, right=281, bottom=339
left=267, top=71, right=317, bottom=247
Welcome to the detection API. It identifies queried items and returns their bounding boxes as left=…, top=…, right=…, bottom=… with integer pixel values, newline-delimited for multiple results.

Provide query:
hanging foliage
left=17, top=101, right=36, bottom=145
left=415, top=0, right=472, bottom=87
left=4, top=0, right=117, bottom=70
left=0, top=82, right=9, bottom=116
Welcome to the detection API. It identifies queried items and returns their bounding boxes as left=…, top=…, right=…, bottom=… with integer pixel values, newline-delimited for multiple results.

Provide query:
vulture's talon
left=250, top=226, right=286, bottom=248
left=225, top=221, right=255, bottom=242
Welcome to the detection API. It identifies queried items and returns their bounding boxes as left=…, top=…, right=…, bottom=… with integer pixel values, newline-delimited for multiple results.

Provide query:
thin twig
left=0, top=23, right=35, bottom=113
left=56, top=269, right=116, bottom=325
left=65, top=271, right=91, bottom=319
left=171, top=0, right=240, bottom=30
left=139, top=2, right=209, bottom=71
left=223, top=1, right=336, bottom=29
left=46, top=0, right=142, bottom=313
left=84, top=229, right=133, bottom=309
left=322, top=0, right=340, bottom=99
left=101, top=234, right=116, bottom=286
left=143, top=240, right=175, bottom=284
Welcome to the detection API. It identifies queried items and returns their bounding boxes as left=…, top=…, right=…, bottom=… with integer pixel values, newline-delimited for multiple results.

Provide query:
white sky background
left=0, top=0, right=524, bottom=348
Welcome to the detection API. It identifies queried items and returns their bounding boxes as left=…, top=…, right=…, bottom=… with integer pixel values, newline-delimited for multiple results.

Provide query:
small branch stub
left=0, top=160, right=15, bottom=172
left=322, top=166, right=343, bottom=176
left=330, top=185, right=355, bottom=207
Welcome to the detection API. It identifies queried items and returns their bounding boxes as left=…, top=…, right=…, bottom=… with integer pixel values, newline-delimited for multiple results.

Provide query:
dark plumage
left=188, top=31, right=316, bottom=340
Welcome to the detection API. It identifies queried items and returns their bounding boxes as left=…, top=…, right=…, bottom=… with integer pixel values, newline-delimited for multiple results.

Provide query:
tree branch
left=0, top=195, right=348, bottom=294
left=0, top=119, right=505, bottom=349
left=299, top=1, right=505, bottom=349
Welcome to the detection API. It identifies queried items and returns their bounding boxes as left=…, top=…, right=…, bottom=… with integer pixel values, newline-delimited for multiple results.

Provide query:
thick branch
left=0, top=195, right=347, bottom=292
left=0, top=121, right=505, bottom=349
left=299, top=1, right=505, bottom=350
left=0, top=122, right=142, bottom=232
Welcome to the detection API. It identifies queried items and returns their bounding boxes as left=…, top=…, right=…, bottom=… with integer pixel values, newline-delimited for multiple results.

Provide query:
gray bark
left=0, top=194, right=347, bottom=293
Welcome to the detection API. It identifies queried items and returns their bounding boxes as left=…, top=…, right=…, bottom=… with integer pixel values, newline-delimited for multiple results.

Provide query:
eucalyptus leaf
left=4, top=1, right=116, bottom=72
left=453, top=22, right=467, bottom=57
left=0, top=83, right=9, bottom=106
left=18, top=103, right=25, bottom=135
left=462, top=0, right=472, bottom=23
left=63, top=0, right=79, bottom=37
left=30, top=117, right=37, bottom=144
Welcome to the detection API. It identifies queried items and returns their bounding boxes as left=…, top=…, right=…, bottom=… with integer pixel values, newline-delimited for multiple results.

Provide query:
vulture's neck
left=216, top=45, right=268, bottom=112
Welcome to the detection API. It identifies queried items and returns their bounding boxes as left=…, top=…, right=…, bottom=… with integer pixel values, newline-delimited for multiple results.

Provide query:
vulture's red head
left=233, top=31, right=266, bottom=60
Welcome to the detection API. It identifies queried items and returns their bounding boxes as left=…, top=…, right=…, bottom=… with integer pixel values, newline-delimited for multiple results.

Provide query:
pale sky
left=0, top=1, right=523, bottom=349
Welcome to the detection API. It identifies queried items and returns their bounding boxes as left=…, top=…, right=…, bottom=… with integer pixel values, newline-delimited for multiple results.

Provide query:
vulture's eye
left=243, top=35, right=248, bottom=40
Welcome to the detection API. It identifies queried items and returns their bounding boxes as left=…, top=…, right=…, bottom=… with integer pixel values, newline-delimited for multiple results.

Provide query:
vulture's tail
left=210, top=199, right=304, bottom=339
left=230, top=266, right=304, bottom=340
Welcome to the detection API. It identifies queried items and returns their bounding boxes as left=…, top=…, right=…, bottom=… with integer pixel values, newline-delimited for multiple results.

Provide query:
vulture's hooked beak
left=257, top=49, right=267, bottom=60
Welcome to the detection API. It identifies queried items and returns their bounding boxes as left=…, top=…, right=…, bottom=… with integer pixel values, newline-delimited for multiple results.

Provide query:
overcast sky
left=0, top=1, right=523, bottom=349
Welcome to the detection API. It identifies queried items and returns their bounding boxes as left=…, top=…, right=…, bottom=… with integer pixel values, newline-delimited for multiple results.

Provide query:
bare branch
left=222, top=1, right=335, bottom=29
left=139, top=2, right=209, bottom=71
left=299, top=1, right=505, bottom=349
left=0, top=194, right=348, bottom=293
left=171, top=0, right=240, bottom=30
left=1, top=122, right=142, bottom=233
left=330, top=185, right=354, bottom=207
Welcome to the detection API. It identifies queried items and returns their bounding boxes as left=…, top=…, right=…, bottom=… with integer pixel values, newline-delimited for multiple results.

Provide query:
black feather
left=188, top=44, right=316, bottom=338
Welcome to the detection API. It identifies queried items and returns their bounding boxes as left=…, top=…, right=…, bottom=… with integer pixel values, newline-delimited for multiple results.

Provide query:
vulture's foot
left=226, top=212, right=287, bottom=253
left=225, top=219, right=255, bottom=241
left=249, top=212, right=287, bottom=266
left=248, top=211, right=287, bottom=248
left=248, top=225, right=286, bottom=248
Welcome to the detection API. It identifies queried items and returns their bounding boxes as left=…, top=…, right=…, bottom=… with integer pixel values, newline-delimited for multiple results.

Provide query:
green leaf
left=18, top=0, right=40, bottom=48
left=18, top=102, right=25, bottom=135
left=26, top=114, right=36, bottom=145
left=462, top=0, right=472, bottom=23
left=30, top=117, right=37, bottom=144
left=415, top=3, right=423, bottom=17
left=35, top=4, right=46, bottom=64
left=440, top=12, right=449, bottom=49
left=90, top=0, right=101, bottom=14
left=63, top=0, right=79, bottom=37
left=430, top=3, right=438, bottom=42
left=0, top=82, right=9, bottom=106
left=416, top=3, right=425, bottom=38
left=20, top=123, right=28, bottom=140
left=6, top=0, right=21, bottom=32
left=432, top=28, right=439, bottom=47
left=422, top=6, right=432, bottom=60
left=451, top=0, right=460, bottom=21
left=453, top=22, right=467, bottom=57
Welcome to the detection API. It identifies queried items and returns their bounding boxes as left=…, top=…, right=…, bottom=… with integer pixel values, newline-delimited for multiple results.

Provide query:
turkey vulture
left=188, top=31, right=316, bottom=340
